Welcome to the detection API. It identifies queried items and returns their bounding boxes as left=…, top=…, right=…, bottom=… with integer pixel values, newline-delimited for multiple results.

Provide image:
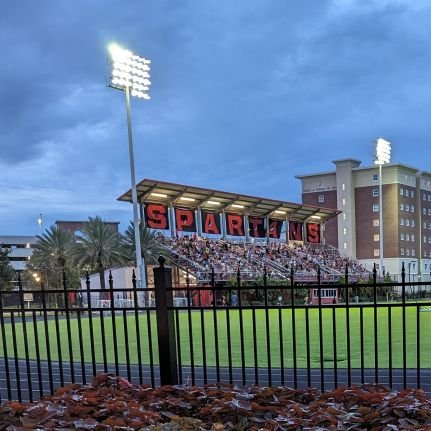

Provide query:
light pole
left=375, top=138, right=391, bottom=279
left=107, top=43, right=151, bottom=292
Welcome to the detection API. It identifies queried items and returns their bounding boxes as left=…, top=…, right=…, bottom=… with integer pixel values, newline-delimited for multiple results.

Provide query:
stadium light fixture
left=151, top=192, right=168, bottom=198
left=374, top=137, right=391, bottom=278
left=311, top=215, right=321, bottom=220
left=275, top=210, right=286, bottom=215
left=179, top=197, right=195, bottom=202
left=231, top=204, right=245, bottom=209
left=108, top=43, right=152, bottom=293
left=207, top=200, right=221, bottom=206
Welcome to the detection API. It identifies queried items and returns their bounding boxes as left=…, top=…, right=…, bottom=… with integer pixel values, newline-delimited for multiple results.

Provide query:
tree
left=124, top=222, right=166, bottom=266
left=72, top=216, right=130, bottom=291
left=29, top=225, right=76, bottom=290
left=0, top=247, right=14, bottom=290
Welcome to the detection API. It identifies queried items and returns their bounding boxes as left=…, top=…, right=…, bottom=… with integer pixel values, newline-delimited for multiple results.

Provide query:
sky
left=1, top=0, right=431, bottom=236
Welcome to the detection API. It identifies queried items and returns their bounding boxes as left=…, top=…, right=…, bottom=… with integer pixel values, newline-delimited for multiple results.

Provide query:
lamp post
left=375, top=138, right=391, bottom=279
left=107, top=43, right=151, bottom=292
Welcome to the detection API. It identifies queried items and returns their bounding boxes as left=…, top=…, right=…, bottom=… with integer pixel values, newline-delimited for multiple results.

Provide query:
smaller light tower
left=375, top=138, right=391, bottom=278
left=107, top=43, right=151, bottom=291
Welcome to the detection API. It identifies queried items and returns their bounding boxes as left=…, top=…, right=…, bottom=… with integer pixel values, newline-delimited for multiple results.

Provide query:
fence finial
left=158, top=255, right=165, bottom=268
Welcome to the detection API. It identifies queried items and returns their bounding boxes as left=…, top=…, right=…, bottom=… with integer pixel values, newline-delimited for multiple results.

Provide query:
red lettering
left=203, top=213, right=220, bottom=234
left=289, top=222, right=303, bottom=241
left=268, top=220, right=280, bottom=238
left=249, top=217, right=264, bottom=237
left=306, top=223, right=320, bottom=243
left=146, top=204, right=168, bottom=229
left=227, top=214, right=244, bottom=236
left=175, top=208, right=195, bottom=231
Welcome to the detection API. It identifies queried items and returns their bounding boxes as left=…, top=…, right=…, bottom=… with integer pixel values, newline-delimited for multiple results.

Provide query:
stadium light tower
left=107, top=43, right=151, bottom=291
left=375, top=138, right=391, bottom=278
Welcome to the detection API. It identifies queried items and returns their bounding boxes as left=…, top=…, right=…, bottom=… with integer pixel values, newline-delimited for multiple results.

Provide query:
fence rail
left=1, top=260, right=431, bottom=403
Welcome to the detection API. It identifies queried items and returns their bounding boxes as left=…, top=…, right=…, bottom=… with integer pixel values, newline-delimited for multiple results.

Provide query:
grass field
left=1, top=306, right=431, bottom=368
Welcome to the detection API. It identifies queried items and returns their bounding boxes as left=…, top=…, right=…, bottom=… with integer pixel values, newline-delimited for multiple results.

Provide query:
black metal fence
left=1, top=259, right=431, bottom=403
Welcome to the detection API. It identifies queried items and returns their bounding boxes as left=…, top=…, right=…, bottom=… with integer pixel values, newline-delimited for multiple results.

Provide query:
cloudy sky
left=1, top=0, right=431, bottom=235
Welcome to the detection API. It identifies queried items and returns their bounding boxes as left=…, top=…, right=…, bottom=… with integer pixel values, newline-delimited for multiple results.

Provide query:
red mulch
left=2, top=374, right=431, bottom=430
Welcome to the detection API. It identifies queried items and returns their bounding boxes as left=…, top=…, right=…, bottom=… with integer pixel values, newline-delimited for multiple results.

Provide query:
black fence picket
left=2, top=261, right=431, bottom=402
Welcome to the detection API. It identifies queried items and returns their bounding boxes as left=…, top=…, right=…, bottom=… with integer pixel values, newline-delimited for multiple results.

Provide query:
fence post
left=153, top=256, right=178, bottom=386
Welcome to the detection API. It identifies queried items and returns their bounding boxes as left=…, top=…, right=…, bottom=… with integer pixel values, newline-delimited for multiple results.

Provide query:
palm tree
left=29, top=225, right=75, bottom=289
left=72, top=216, right=130, bottom=290
left=124, top=222, right=166, bottom=266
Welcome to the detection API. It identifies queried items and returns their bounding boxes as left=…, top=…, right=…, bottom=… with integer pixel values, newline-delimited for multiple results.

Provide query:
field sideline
left=1, top=306, right=430, bottom=368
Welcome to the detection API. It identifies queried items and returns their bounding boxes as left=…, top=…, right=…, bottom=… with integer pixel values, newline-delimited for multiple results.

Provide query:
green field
left=1, top=306, right=430, bottom=368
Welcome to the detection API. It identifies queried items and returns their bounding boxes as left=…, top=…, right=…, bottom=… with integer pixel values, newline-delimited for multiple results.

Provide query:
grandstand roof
left=118, top=179, right=341, bottom=223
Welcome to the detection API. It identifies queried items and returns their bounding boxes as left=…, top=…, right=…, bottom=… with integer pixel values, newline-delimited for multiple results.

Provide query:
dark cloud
left=1, top=0, right=431, bottom=234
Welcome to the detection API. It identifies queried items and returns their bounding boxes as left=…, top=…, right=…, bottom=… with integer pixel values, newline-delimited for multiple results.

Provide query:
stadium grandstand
left=119, top=179, right=372, bottom=285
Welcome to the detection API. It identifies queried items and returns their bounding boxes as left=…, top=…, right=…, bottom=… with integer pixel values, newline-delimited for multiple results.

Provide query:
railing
left=1, top=261, right=431, bottom=403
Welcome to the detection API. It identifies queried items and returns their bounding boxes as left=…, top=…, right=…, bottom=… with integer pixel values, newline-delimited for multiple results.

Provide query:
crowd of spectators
left=158, top=235, right=370, bottom=283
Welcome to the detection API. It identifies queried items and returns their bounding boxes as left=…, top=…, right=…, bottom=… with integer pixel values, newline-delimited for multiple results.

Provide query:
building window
left=401, top=248, right=405, bottom=256
left=342, top=198, right=346, bottom=206
left=412, top=249, right=416, bottom=257
left=428, top=195, right=431, bottom=202
left=424, top=236, right=427, bottom=243
left=428, top=223, right=431, bottom=229
left=373, top=219, right=379, bottom=227
left=411, top=220, right=415, bottom=227
left=374, top=234, right=380, bottom=241
left=342, top=183, right=346, bottom=191
left=411, top=205, right=415, bottom=213
left=406, top=233, right=410, bottom=241
left=411, top=190, right=415, bottom=198
left=400, top=203, right=404, bottom=211
left=406, top=249, right=410, bottom=256
left=373, top=174, right=378, bottom=181
left=373, top=189, right=379, bottom=197
left=406, top=204, right=410, bottom=212
left=318, top=195, right=324, bottom=203
left=411, top=234, right=415, bottom=242
left=424, top=193, right=427, bottom=201
left=424, top=208, right=427, bottom=215
left=343, top=228, right=347, bottom=235
left=400, top=188, right=404, bottom=196
left=400, top=233, right=405, bottom=240
left=373, top=203, right=379, bottom=212
left=429, top=236, right=431, bottom=243
left=428, top=209, right=431, bottom=216
left=424, top=222, right=427, bottom=229
left=374, top=249, right=380, bottom=257
left=401, top=218, right=405, bottom=226
left=406, top=219, right=410, bottom=227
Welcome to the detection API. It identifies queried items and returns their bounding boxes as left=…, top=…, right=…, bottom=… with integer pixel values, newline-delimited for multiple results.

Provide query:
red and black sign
left=306, top=223, right=320, bottom=243
left=248, top=217, right=265, bottom=238
left=268, top=219, right=284, bottom=239
left=289, top=221, right=303, bottom=241
left=144, top=203, right=170, bottom=230
left=201, top=210, right=221, bottom=235
left=174, top=207, right=196, bottom=232
left=226, top=213, right=244, bottom=236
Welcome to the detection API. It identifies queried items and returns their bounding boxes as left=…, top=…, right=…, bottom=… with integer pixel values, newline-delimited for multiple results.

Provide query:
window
left=373, top=189, right=379, bottom=197
left=373, top=219, right=379, bottom=227
left=406, top=233, right=410, bottom=241
left=411, top=220, right=415, bottom=227
left=411, top=205, right=415, bottom=213
left=401, top=218, right=405, bottom=226
left=313, top=289, right=337, bottom=298
left=406, top=249, right=410, bottom=256
left=373, top=174, right=378, bottom=181
left=343, top=228, right=347, bottom=235
left=424, top=208, right=427, bottom=215
left=428, top=209, right=431, bottom=216
left=374, top=249, right=380, bottom=257
left=412, top=249, right=416, bottom=257
left=318, top=195, right=324, bottom=203
left=411, top=234, right=415, bottom=242
left=400, top=203, right=404, bottom=211
left=424, top=236, right=427, bottom=243
left=406, top=204, right=410, bottom=212
left=406, top=219, right=410, bottom=227
left=411, top=190, right=415, bottom=198
left=342, top=183, right=346, bottom=191
left=374, top=234, right=380, bottom=241
left=428, top=195, right=431, bottom=202
left=424, top=193, right=427, bottom=201
left=424, top=222, right=427, bottom=229
left=401, top=248, right=405, bottom=256
left=428, top=223, right=431, bottom=229
left=400, top=188, right=404, bottom=196
left=373, top=203, right=380, bottom=212
left=429, top=236, right=431, bottom=243
left=400, top=233, right=405, bottom=240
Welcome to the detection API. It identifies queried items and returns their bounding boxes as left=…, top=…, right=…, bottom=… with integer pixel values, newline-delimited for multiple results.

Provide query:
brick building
left=296, top=159, right=431, bottom=280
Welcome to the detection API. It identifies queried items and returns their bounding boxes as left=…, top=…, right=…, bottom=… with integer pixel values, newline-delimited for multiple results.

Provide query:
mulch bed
left=2, top=374, right=431, bottom=430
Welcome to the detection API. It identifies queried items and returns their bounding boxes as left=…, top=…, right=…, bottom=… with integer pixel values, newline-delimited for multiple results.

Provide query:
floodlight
left=151, top=192, right=168, bottom=198
left=207, top=201, right=221, bottom=206
left=180, top=197, right=195, bottom=202
left=108, top=43, right=151, bottom=99
left=232, top=204, right=245, bottom=209
left=375, top=138, right=391, bottom=165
